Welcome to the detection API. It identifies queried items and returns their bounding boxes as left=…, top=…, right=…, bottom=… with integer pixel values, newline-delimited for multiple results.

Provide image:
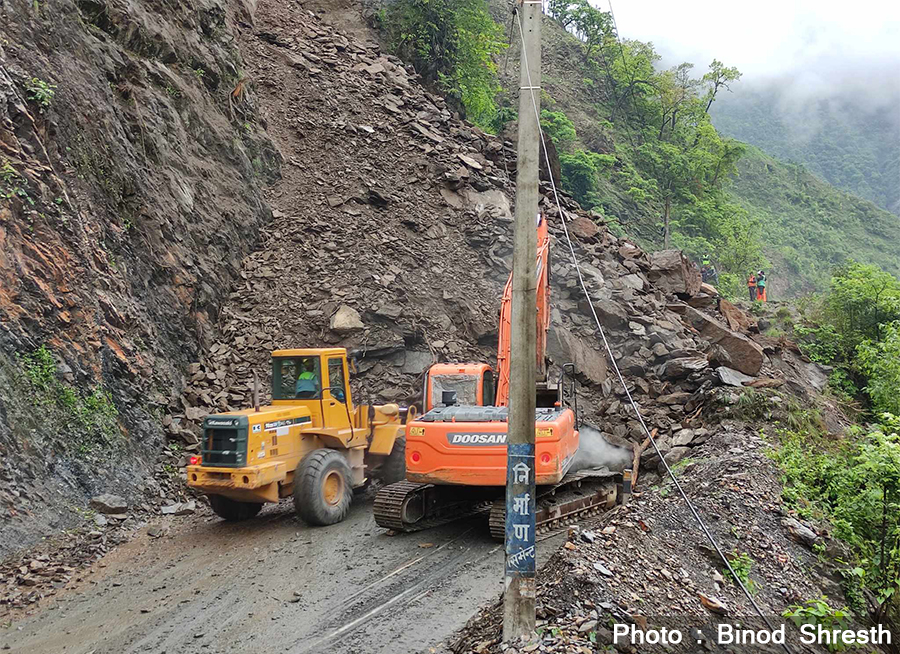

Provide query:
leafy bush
left=19, top=346, right=120, bottom=453
left=794, top=323, right=842, bottom=365
left=724, top=550, right=758, bottom=593
left=540, top=109, right=577, bottom=150
left=559, top=149, right=614, bottom=209
left=378, top=0, right=505, bottom=131
left=793, top=263, right=900, bottom=413
left=826, top=262, right=900, bottom=348
left=856, top=322, right=900, bottom=415
left=771, top=415, right=900, bottom=618
left=26, top=77, right=56, bottom=109
left=783, top=598, right=853, bottom=652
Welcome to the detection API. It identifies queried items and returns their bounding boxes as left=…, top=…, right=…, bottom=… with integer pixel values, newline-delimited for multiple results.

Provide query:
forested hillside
left=712, top=85, right=900, bottom=215
left=372, top=0, right=900, bottom=298
left=729, top=146, right=900, bottom=296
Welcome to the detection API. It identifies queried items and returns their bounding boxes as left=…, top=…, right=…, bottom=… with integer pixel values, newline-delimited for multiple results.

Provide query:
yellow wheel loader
left=186, top=348, right=408, bottom=525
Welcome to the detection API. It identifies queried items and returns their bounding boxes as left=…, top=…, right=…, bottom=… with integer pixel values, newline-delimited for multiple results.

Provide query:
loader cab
left=271, top=348, right=353, bottom=428
left=423, top=363, right=494, bottom=412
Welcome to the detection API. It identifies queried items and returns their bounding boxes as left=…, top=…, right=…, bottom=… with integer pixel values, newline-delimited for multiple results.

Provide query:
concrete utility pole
left=503, top=0, right=541, bottom=642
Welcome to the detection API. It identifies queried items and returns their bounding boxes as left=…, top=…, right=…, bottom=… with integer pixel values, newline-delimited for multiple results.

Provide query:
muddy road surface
left=2, top=496, right=561, bottom=653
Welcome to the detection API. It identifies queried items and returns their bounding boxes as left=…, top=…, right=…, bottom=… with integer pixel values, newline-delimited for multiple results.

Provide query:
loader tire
left=378, top=435, right=406, bottom=485
left=208, top=495, right=263, bottom=522
left=294, top=449, right=353, bottom=526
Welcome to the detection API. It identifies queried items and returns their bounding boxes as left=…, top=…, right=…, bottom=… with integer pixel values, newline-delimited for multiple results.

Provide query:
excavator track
left=488, top=469, right=619, bottom=541
left=375, top=469, right=619, bottom=536
left=373, top=480, right=494, bottom=532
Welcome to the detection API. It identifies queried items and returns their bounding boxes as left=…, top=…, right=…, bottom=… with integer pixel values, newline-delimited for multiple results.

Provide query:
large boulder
left=547, top=327, right=608, bottom=385
left=663, top=356, right=709, bottom=379
left=330, top=304, right=365, bottom=334
left=718, top=298, right=755, bottom=333
left=569, top=214, right=600, bottom=241
left=90, top=494, right=127, bottom=515
left=716, top=366, right=756, bottom=387
left=674, top=305, right=764, bottom=375
left=648, top=250, right=701, bottom=297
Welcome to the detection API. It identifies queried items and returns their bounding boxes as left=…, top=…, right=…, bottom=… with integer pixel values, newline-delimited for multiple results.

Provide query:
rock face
left=0, top=0, right=275, bottom=554
left=674, top=305, right=765, bottom=375
left=648, top=250, right=701, bottom=297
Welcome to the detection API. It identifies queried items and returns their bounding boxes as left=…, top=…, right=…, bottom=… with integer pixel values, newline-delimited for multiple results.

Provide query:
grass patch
left=19, top=346, right=120, bottom=454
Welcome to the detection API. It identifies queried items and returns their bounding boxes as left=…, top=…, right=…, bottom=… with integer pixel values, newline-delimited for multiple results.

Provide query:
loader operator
left=294, top=359, right=319, bottom=398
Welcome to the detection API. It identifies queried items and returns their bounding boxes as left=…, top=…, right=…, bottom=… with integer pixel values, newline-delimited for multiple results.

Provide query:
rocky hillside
left=0, top=2, right=884, bottom=649
left=0, top=0, right=283, bottom=555
left=1, top=0, right=853, bottom=614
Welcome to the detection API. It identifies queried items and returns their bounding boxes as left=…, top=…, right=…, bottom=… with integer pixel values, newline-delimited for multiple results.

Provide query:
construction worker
left=756, top=271, right=767, bottom=302
left=747, top=272, right=757, bottom=301
left=295, top=359, right=319, bottom=397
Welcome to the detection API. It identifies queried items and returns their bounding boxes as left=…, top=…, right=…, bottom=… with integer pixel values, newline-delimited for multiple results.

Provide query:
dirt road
left=1, top=496, right=560, bottom=653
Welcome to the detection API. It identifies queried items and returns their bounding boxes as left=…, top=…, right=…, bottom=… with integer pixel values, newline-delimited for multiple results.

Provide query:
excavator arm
left=495, top=212, right=551, bottom=406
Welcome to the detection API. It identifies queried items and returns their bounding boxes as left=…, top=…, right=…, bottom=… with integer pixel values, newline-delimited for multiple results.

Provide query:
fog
left=593, top=0, right=900, bottom=112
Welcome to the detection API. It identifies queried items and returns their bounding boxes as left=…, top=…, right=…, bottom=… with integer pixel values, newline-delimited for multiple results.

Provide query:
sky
left=593, top=0, right=900, bottom=108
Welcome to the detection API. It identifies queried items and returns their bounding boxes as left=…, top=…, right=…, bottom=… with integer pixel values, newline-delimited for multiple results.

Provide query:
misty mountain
left=711, top=82, right=900, bottom=215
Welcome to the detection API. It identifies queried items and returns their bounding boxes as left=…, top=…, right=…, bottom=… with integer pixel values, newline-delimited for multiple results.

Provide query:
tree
left=857, top=323, right=900, bottom=415
left=547, top=0, right=579, bottom=28
left=559, top=149, right=615, bottom=209
left=540, top=110, right=577, bottom=150
left=569, top=2, right=613, bottom=59
left=826, top=262, right=900, bottom=347
left=702, top=59, right=742, bottom=112
left=380, top=0, right=505, bottom=130
left=635, top=140, right=694, bottom=248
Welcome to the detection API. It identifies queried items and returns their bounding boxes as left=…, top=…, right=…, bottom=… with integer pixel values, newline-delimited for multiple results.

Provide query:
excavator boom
left=495, top=213, right=551, bottom=406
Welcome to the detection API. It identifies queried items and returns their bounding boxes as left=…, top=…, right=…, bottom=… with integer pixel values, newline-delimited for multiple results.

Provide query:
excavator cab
left=422, top=363, right=494, bottom=412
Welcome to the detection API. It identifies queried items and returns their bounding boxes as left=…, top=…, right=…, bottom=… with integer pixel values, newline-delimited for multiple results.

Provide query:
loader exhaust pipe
left=253, top=371, right=260, bottom=412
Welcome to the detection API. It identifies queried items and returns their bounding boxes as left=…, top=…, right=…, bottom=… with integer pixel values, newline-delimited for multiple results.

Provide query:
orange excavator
left=374, top=214, right=618, bottom=539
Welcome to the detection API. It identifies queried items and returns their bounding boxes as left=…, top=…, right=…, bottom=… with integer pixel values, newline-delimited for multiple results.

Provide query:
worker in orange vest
left=747, top=273, right=757, bottom=301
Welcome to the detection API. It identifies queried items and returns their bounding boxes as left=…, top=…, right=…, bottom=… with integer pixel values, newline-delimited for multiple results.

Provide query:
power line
left=512, top=13, right=793, bottom=654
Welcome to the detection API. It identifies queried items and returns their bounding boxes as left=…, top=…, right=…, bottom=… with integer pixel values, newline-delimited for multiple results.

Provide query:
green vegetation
left=770, top=414, right=900, bottom=627
left=19, top=346, right=120, bottom=454
left=534, top=2, right=767, bottom=294
left=375, top=1, right=896, bottom=295
left=26, top=77, right=56, bottom=109
left=772, top=262, right=900, bottom=625
left=1, top=160, right=35, bottom=207
left=724, top=550, right=758, bottom=593
left=727, top=147, right=900, bottom=295
left=782, top=598, right=854, bottom=652
left=377, top=0, right=506, bottom=130
left=794, top=262, right=900, bottom=411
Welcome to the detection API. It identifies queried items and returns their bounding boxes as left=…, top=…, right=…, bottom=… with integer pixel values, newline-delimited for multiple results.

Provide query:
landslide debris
left=449, top=421, right=862, bottom=654
left=0, top=0, right=846, bottom=628
left=166, top=1, right=828, bottom=494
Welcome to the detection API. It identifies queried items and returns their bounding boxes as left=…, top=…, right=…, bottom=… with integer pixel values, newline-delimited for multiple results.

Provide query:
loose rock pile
left=449, top=424, right=853, bottom=654
left=164, top=4, right=820, bottom=492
